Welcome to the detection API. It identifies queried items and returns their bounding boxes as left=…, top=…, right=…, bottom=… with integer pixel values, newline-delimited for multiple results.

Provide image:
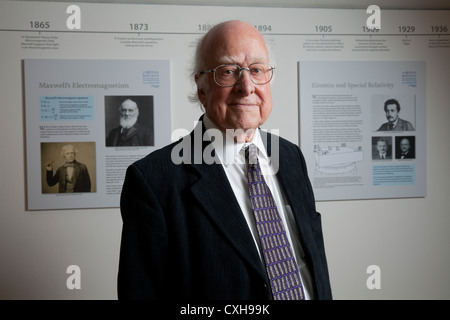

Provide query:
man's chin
left=225, top=126, right=257, bottom=143
left=120, top=119, right=137, bottom=128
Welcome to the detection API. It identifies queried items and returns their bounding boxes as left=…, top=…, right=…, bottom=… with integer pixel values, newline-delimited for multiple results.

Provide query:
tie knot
left=121, top=128, right=130, bottom=137
left=245, top=144, right=258, bottom=165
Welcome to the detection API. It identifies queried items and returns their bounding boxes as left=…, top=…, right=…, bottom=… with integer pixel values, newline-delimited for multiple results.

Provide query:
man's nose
left=234, top=70, right=255, bottom=95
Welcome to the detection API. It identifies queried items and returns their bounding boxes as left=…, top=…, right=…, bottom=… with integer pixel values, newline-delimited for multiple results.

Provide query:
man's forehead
left=121, top=102, right=137, bottom=110
left=203, top=24, right=269, bottom=67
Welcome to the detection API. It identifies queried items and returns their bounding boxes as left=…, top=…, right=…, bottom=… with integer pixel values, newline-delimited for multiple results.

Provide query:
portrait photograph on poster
left=41, top=141, right=96, bottom=194
left=105, top=95, right=155, bottom=148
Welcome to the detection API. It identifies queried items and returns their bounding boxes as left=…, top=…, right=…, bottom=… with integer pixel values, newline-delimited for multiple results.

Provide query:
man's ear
left=195, top=74, right=207, bottom=108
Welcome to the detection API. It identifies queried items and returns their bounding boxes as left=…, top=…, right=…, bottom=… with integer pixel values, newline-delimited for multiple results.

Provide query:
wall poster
left=299, top=60, right=426, bottom=201
left=24, top=59, right=171, bottom=210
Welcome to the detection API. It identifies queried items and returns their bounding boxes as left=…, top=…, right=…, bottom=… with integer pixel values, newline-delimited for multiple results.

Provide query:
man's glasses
left=199, top=63, right=275, bottom=87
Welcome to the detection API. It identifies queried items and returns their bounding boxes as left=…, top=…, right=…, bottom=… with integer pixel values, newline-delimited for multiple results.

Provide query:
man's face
left=400, top=139, right=411, bottom=153
left=120, top=100, right=138, bottom=128
left=376, top=141, right=387, bottom=154
left=197, top=22, right=273, bottom=141
left=63, top=149, right=75, bottom=162
left=385, top=104, right=399, bottom=123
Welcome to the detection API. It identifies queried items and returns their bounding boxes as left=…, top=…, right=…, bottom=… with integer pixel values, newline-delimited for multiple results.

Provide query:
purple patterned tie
left=245, top=144, right=305, bottom=300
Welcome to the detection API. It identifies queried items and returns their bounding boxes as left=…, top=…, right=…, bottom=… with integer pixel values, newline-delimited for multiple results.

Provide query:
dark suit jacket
left=396, top=150, right=415, bottom=159
left=372, top=152, right=392, bottom=160
left=118, top=120, right=332, bottom=300
left=106, top=124, right=154, bottom=147
left=46, top=160, right=91, bottom=193
left=377, top=118, right=415, bottom=131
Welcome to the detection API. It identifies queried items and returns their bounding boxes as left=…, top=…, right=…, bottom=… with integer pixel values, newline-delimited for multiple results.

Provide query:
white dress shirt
left=203, top=115, right=315, bottom=299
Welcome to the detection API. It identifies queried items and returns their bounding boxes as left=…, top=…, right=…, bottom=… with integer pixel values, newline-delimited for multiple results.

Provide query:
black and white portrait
left=105, top=96, right=154, bottom=147
left=395, top=136, right=416, bottom=159
left=372, top=136, right=392, bottom=160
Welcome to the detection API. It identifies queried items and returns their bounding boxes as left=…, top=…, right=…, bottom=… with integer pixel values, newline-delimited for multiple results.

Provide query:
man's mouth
left=229, top=102, right=257, bottom=107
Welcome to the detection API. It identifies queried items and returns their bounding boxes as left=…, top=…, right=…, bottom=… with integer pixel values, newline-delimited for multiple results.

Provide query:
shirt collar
left=203, top=114, right=268, bottom=167
left=390, top=118, right=399, bottom=126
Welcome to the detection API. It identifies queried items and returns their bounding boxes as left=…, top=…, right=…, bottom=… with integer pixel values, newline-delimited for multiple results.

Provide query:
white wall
left=0, top=0, right=449, bottom=300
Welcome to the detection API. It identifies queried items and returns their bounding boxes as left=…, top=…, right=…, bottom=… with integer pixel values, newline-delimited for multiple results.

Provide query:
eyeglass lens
left=214, top=64, right=273, bottom=86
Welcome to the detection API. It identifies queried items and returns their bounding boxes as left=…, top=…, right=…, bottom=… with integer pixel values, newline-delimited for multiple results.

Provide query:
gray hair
left=119, top=99, right=139, bottom=114
left=187, top=33, right=210, bottom=110
left=61, top=144, right=77, bottom=157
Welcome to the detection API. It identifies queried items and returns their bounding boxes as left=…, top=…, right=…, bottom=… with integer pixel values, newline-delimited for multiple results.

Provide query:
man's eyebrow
left=217, top=56, right=239, bottom=64
left=216, top=56, right=268, bottom=65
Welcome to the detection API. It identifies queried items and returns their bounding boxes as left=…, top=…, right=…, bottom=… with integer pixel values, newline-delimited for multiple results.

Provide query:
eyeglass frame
left=198, top=63, right=275, bottom=87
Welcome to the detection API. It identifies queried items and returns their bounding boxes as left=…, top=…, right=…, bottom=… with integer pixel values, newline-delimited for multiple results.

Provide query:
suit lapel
left=123, top=126, right=137, bottom=142
left=186, top=119, right=267, bottom=282
left=72, top=163, right=80, bottom=186
left=263, top=131, right=312, bottom=241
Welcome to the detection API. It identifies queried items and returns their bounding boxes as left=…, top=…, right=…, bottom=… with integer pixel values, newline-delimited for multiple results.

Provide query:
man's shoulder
left=142, top=139, right=176, bottom=155
left=261, top=130, right=300, bottom=152
left=108, top=126, right=121, bottom=134
left=74, top=160, right=88, bottom=169
left=377, top=122, right=389, bottom=131
left=398, top=118, right=414, bottom=126
left=134, top=123, right=153, bottom=132
left=134, top=139, right=180, bottom=168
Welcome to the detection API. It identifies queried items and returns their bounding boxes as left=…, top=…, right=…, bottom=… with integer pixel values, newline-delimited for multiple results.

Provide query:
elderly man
left=45, top=144, right=91, bottom=193
left=106, top=98, right=154, bottom=147
left=118, top=20, right=332, bottom=300
left=396, top=137, right=415, bottom=159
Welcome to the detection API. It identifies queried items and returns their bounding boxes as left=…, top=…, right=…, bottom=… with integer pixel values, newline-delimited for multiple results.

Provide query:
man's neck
left=203, top=114, right=264, bottom=166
